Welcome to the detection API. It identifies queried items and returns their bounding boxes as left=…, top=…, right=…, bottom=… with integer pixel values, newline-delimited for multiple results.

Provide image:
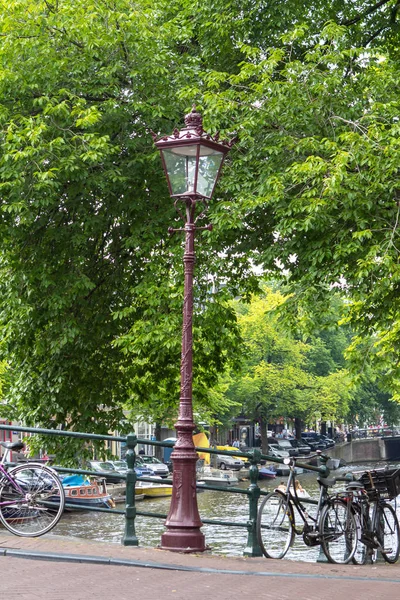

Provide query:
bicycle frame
left=0, top=448, right=30, bottom=505
left=279, top=459, right=328, bottom=538
left=0, top=446, right=58, bottom=508
left=257, top=452, right=359, bottom=563
left=345, top=470, right=400, bottom=564
left=354, top=491, right=394, bottom=553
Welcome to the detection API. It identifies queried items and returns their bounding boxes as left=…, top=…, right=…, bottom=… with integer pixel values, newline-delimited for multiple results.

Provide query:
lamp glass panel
left=197, top=151, right=224, bottom=198
left=162, top=147, right=197, bottom=195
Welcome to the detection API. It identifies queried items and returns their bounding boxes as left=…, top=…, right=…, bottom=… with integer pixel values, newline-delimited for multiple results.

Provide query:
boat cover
left=61, top=474, right=90, bottom=487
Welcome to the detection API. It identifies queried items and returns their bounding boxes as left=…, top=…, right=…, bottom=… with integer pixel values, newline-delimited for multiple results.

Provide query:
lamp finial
left=184, top=105, right=203, bottom=130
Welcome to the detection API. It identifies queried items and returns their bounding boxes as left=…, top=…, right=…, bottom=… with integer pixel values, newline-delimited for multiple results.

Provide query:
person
left=138, top=448, right=145, bottom=455
left=294, top=479, right=310, bottom=498
left=232, top=439, right=240, bottom=448
left=276, top=481, right=286, bottom=492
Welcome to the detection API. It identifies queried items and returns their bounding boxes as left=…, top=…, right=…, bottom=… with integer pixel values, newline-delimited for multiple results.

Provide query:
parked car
left=137, top=455, right=169, bottom=478
left=268, top=437, right=299, bottom=457
left=104, top=459, right=152, bottom=479
left=87, top=461, right=125, bottom=484
left=289, top=439, right=311, bottom=455
left=216, top=454, right=244, bottom=470
left=217, top=445, right=250, bottom=467
left=267, top=444, right=290, bottom=459
left=107, top=460, right=128, bottom=474
left=301, top=433, right=327, bottom=451
left=319, top=435, right=335, bottom=448
left=133, top=459, right=153, bottom=478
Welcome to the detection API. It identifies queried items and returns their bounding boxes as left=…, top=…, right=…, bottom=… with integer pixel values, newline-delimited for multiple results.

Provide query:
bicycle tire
left=0, top=463, right=65, bottom=537
left=376, top=502, right=400, bottom=564
left=257, top=491, right=294, bottom=559
left=320, top=498, right=357, bottom=564
left=352, top=502, right=369, bottom=565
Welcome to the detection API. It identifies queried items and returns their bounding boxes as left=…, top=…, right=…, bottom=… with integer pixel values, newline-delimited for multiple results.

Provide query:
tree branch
left=340, top=0, right=393, bottom=26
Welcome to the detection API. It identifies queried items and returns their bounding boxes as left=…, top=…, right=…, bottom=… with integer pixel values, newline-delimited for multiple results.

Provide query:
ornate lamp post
left=152, top=106, right=233, bottom=552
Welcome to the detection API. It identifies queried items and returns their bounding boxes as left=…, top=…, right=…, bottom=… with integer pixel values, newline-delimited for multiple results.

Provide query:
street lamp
left=152, top=106, right=233, bottom=552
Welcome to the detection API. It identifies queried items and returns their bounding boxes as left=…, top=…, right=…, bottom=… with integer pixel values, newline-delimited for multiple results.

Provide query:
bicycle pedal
left=306, top=531, right=319, bottom=539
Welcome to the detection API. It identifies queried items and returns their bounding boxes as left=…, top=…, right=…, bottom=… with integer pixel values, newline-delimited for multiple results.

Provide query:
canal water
left=50, top=460, right=400, bottom=562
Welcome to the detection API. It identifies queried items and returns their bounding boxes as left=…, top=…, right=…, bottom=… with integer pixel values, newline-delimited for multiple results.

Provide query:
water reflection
left=50, top=461, right=400, bottom=562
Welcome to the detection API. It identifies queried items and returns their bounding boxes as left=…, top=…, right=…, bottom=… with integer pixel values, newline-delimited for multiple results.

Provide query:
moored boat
left=136, top=481, right=173, bottom=498
left=196, top=466, right=239, bottom=487
left=258, top=467, right=276, bottom=480
left=61, top=474, right=115, bottom=510
left=271, top=465, right=305, bottom=476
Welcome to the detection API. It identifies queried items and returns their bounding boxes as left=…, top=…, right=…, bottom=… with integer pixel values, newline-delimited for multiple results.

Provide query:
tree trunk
left=260, top=414, right=268, bottom=454
left=295, top=417, right=302, bottom=441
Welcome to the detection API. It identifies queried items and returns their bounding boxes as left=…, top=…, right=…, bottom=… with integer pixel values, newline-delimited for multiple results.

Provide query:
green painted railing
left=0, top=423, right=328, bottom=556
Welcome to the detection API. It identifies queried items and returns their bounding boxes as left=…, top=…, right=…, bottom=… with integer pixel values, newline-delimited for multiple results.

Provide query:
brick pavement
left=0, top=533, right=399, bottom=600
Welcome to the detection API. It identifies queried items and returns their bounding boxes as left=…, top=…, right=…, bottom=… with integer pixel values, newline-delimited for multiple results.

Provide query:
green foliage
left=223, top=287, right=353, bottom=429
left=1, top=0, right=400, bottom=445
left=179, top=16, right=400, bottom=401
left=113, top=256, right=242, bottom=426
left=0, top=0, right=249, bottom=434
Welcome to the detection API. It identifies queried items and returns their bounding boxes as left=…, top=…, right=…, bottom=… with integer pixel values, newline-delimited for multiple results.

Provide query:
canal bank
left=324, top=435, right=400, bottom=463
left=0, top=531, right=399, bottom=600
left=52, top=460, right=400, bottom=561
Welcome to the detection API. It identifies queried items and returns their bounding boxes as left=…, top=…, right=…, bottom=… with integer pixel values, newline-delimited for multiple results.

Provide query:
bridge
left=326, top=435, right=400, bottom=464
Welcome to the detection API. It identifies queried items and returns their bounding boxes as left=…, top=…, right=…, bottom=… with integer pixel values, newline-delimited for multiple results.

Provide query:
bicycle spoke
left=0, top=464, right=65, bottom=537
left=257, top=491, right=294, bottom=559
left=320, top=499, right=357, bottom=564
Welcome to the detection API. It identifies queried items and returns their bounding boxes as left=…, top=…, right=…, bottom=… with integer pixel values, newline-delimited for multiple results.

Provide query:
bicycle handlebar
left=284, top=451, right=329, bottom=474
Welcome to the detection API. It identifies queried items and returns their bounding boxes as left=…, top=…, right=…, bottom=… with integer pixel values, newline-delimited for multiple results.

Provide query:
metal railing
left=0, top=424, right=328, bottom=557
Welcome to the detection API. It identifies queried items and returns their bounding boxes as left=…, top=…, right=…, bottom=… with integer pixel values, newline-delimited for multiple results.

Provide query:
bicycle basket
left=358, top=468, right=400, bottom=500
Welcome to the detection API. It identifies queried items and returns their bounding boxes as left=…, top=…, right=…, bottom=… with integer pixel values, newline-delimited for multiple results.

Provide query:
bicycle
left=0, top=440, right=65, bottom=536
left=256, top=454, right=358, bottom=564
left=347, top=468, right=400, bottom=564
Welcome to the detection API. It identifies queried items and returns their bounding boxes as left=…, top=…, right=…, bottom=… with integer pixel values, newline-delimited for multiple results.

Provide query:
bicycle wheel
left=0, top=463, right=65, bottom=536
left=352, top=503, right=369, bottom=565
left=320, top=498, right=357, bottom=564
left=376, top=502, right=400, bottom=564
left=257, top=491, right=294, bottom=559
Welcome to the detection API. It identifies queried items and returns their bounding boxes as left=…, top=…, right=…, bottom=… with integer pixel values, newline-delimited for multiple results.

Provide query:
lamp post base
left=160, top=444, right=206, bottom=553
left=160, top=528, right=206, bottom=553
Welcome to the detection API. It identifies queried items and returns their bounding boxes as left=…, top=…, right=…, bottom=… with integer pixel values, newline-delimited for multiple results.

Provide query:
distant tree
left=223, top=287, right=353, bottom=452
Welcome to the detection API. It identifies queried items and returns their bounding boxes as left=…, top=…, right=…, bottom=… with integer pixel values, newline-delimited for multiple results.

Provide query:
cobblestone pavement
left=1, top=533, right=400, bottom=600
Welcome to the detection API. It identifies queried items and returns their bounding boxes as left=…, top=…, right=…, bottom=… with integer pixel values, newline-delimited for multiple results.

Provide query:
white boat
left=197, top=466, right=239, bottom=487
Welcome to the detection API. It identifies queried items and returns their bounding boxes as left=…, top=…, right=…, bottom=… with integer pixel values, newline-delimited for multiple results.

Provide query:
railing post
left=122, top=433, right=139, bottom=546
left=243, top=449, right=263, bottom=557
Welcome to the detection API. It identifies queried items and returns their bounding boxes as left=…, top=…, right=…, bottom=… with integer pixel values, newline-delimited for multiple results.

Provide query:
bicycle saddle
left=346, top=481, right=365, bottom=491
left=0, top=441, right=25, bottom=451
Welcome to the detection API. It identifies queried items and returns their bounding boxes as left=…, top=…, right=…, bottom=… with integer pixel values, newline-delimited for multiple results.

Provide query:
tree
left=183, top=20, right=400, bottom=401
left=223, top=287, right=353, bottom=452
left=2, top=0, right=400, bottom=443
left=0, top=1, right=246, bottom=435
